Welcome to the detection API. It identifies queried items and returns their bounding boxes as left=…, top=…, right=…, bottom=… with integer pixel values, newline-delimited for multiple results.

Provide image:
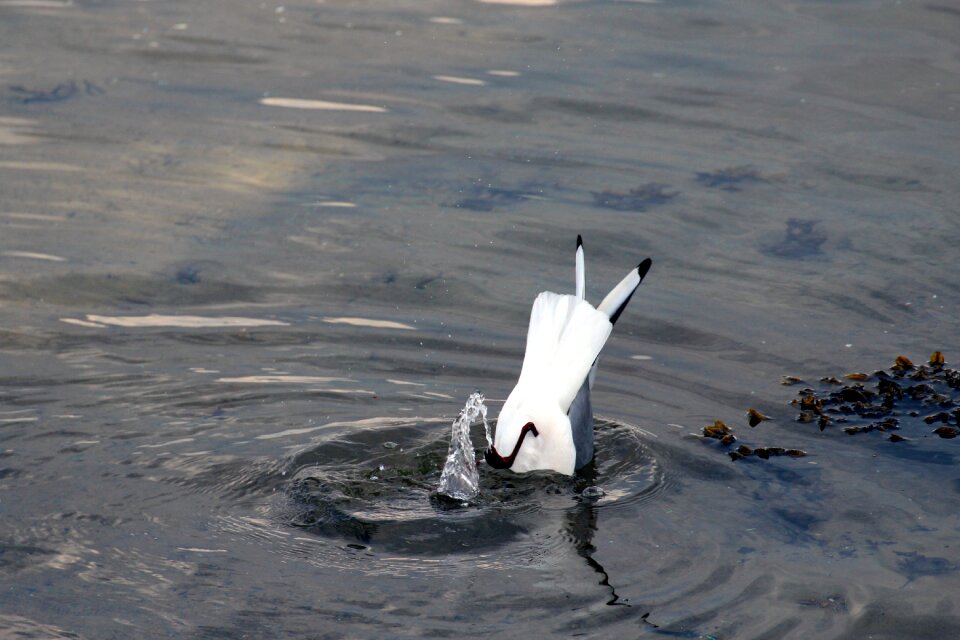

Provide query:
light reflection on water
left=1, top=0, right=960, bottom=637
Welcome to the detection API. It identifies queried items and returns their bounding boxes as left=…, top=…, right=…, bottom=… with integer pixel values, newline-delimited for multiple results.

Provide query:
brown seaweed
left=730, top=446, right=806, bottom=461
left=893, top=355, right=915, bottom=371
left=791, top=352, right=960, bottom=442
left=747, top=408, right=770, bottom=427
left=702, top=420, right=732, bottom=440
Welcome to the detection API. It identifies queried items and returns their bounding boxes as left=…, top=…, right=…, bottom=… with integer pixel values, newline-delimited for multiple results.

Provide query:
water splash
left=480, top=397, right=492, bottom=449
left=437, top=392, right=488, bottom=501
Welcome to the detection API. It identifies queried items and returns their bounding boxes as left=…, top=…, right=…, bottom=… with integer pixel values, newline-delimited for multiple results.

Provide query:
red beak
left=484, top=422, right=538, bottom=469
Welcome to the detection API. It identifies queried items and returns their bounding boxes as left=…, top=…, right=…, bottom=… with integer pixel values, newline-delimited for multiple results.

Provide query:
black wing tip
left=637, top=258, right=652, bottom=280
left=609, top=259, right=652, bottom=326
left=577, top=234, right=583, bottom=249
left=608, top=291, right=635, bottom=326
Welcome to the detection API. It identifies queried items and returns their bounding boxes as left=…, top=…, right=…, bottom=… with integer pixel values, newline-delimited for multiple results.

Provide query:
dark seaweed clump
left=764, top=218, right=827, bottom=258
left=700, top=418, right=807, bottom=462
left=729, top=445, right=807, bottom=461
left=592, top=183, right=677, bottom=212
left=9, top=80, right=104, bottom=104
left=695, top=166, right=762, bottom=191
left=789, top=352, right=960, bottom=441
left=451, top=186, right=532, bottom=212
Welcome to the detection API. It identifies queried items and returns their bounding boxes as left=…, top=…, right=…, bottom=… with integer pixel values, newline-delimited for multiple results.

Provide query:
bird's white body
left=489, top=237, right=651, bottom=475
left=494, top=293, right=611, bottom=474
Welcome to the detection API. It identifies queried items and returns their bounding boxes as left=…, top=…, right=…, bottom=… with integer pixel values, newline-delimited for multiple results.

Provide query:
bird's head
left=485, top=400, right=575, bottom=475
left=484, top=421, right=539, bottom=469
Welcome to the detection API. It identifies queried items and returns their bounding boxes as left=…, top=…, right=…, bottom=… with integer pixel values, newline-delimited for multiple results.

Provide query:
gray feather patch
left=568, top=377, right=594, bottom=470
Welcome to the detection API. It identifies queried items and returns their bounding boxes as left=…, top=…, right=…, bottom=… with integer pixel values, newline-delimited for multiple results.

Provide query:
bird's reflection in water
left=567, top=462, right=628, bottom=607
left=567, top=465, right=702, bottom=638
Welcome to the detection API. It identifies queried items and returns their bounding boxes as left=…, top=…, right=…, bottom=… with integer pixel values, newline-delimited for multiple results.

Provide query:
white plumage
left=486, top=237, right=652, bottom=475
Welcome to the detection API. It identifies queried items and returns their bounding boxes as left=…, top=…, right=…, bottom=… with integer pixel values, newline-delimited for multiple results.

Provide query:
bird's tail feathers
left=516, top=292, right=612, bottom=412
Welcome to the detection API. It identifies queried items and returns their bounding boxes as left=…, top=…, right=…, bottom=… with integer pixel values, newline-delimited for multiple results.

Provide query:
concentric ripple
left=261, top=415, right=672, bottom=575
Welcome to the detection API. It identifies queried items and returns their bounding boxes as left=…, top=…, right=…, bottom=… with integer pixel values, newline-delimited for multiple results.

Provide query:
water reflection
left=433, top=75, right=487, bottom=86
left=260, top=97, right=388, bottom=112
left=1, top=250, right=66, bottom=262
left=566, top=466, right=629, bottom=607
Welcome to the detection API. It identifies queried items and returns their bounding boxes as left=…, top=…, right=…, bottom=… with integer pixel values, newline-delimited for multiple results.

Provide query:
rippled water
left=2, top=0, right=960, bottom=638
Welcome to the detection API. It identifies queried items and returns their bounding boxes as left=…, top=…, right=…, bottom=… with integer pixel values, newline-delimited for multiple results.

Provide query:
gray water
left=2, top=0, right=960, bottom=637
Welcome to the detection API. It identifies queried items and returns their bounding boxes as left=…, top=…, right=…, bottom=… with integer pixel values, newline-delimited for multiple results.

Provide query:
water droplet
left=581, top=486, right=605, bottom=499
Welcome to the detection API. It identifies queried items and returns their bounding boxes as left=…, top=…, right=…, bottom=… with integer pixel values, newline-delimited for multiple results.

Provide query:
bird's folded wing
left=516, top=291, right=612, bottom=412
left=597, top=258, right=652, bottom=325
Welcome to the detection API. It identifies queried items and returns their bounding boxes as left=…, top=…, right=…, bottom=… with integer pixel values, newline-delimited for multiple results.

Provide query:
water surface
left=2, top=0, right=959, bottom=638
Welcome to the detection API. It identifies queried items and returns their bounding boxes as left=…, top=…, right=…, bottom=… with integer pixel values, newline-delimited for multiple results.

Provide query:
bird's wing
left=575, top=234, right=585, bottom=301
left=575, top=235, right=601, bottom=390
left=597, top=258, right=653, bottom=325
left=571, top=236, right=596, bottom=468
left=567, top=376, right=594, bottom=469
left=516, top=291, right=612, bottom=413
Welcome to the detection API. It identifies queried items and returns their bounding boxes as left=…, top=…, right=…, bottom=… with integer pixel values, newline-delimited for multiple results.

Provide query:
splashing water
left=437, top=392, right=489, bottom=501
